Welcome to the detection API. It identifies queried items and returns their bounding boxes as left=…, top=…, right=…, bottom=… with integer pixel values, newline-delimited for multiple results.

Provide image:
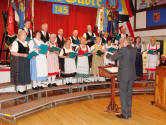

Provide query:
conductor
left=106, top=37, right=137, bottom=119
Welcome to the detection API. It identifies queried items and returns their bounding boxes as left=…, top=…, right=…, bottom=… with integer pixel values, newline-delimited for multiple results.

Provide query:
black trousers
left=119, top=80, right=134, bottom=117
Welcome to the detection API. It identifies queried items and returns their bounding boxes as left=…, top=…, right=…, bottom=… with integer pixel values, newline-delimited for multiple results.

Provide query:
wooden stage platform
left=0, top=79, right=155, bottom=123
left=0, top=95, right=166, bottom=125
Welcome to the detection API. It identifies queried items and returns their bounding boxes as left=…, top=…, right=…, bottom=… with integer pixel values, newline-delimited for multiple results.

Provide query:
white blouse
left=28, top=38, right=45, bottom=53
left=10, top=39, right=28, bottom=53
left=59, top=46, right=74, bottom=56
left=147, top=43, right=160, bottom=50
left=75, top=45, right=90, bottom=52
left=90, top=43, right=102, bottom=51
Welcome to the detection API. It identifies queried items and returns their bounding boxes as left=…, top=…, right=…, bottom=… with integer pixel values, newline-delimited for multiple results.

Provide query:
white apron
left=146, top=44, right=159, bottom=71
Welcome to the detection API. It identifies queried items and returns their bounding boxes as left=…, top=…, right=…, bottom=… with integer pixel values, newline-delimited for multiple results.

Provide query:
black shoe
left=48, top=84, right=52, bottom=87
left=69, top=83, right=73, bottom=85
left=52, top=83, right=57, bottom=87
left=38, top=86, right=44, bottom=89
left=18, top=91, right=27, bottom=95
left=116, top=114, right=128, bottom=120
left=32, top=87, right=39, bottom=90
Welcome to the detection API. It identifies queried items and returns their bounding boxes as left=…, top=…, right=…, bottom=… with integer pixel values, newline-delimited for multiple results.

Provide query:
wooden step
left=0, top=82, right=111, bottom=103
left=0, top=90, right=104, bottom=116
left=0, top=87, right=154, bottom=116
left=0, top=81, right=154, bottom=104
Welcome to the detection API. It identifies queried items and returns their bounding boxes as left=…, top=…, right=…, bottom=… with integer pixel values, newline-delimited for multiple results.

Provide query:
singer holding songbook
left=10, top=30, right=31, bottom=94
left=46, top=34, right=60, bottom=87
left=146, top=37, right=160, bottom=81
left=29, top=31, right=48, bottom=90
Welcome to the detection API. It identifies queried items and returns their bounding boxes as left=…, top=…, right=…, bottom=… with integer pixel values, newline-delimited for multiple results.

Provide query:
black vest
left=86, top=32, right=95, bottom=40
left=86, top=32, right=95, bottom=47
left=40, top=32, right=49, bottom=43
left=71, top=36, right=79, bottom=43
left=17, top=41, right=29, bottom=54
left=119, top=33, right=128, bottom=38
left=57, top=35, right=65, bottom=48
left=102, top=37, right=109, bottom=44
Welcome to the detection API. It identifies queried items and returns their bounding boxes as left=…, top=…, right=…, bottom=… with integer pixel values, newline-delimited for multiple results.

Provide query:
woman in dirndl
left=76, top=37, right=90, bottom=83
left=10, top=30, right=31, bottom=94
left=103, top=38, right=118, bottom=66
left=146, top=37, right=160, bottom=80
left=134, top=36, right=143, bottom=80
left=91, top=37, right=104, bottom=82
left=46, top=34, right=59, bottom=87
left=29, top=31, right=48, bottom=90
left=59, top=38, right=77, bottom=85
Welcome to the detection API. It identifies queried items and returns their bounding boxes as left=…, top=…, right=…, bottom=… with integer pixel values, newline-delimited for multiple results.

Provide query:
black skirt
left=11, top=56, right=31, bottom=85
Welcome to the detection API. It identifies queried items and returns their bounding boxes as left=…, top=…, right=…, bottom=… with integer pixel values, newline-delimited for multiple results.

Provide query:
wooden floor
left=0, top=95, right=166, bottom=125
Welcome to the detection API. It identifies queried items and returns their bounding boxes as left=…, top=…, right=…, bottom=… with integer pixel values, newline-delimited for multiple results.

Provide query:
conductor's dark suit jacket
left=110, top=45, right=137, bottom=81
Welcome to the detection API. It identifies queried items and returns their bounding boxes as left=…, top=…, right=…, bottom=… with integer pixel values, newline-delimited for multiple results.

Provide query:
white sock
left=52, top=75, right=56, bottom=84
left=153, top=71, right=156, bottom=80
left=37, top=82, right=42, bottom=87
left=48, top=76, right=51, bottom=84
left=17, top=85, right=26, bottom=92
left=65, top=78, right=69, bottom=84
left=148, top=71, right=152, bottom=80
left=94, top=75, right=97, bottom=82
left=69, top=77, right=72, bottom=83
left=32, top=81, right=37, bottom=88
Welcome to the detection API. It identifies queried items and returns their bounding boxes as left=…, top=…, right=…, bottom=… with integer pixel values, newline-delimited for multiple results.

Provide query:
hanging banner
left=40, top=0, right=104, bottom=8
left=53, top=4, right=69, bottom=15
left=103, top=8, right=108, bottom=32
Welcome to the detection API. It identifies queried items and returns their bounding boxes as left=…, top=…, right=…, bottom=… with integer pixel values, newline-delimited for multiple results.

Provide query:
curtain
left=0, top=0, right=9, bottom=62
left=34, top=0, right=97, bottom=37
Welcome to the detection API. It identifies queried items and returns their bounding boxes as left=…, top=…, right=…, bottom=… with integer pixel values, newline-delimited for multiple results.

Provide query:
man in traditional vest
left=40, top=23, right=49, bottom=43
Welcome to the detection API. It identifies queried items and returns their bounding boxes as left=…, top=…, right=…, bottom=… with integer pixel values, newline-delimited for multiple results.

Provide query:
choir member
left=46, top=34, right=59, bottom=87
left=115, top=26, right=128, bottom=44
left=91, top=37, right=104, bottom=82
left=146, top=37, right=160, bottom=80
left=29, top=31, right=48, bottom=90
left=57, top=28, right=65, bottom=74
left=57, top=28, right=65, bottom=48
left=23, top=20, right=33, bottom=39
left=10, top=30, right=31, bottom=94
left=119, top=26, right=128, bottom=38
left=40, top=23, right=49, bottom=43
left=59, top=38, right=77, bottom=85
left=70, top=30, right=80, bottom=46
left=101, top=32, right=109, bottom=45
left=83, top=25, right=96, bottom=68
left=134, top=36, right=143, bottom=80
left=93, top=25, right=99, bottom=37
left=83, top=25, right=96, bottom=47
left=103, top=38, right=118, bottom=65
left=76, top=37, right=90, bottom=83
